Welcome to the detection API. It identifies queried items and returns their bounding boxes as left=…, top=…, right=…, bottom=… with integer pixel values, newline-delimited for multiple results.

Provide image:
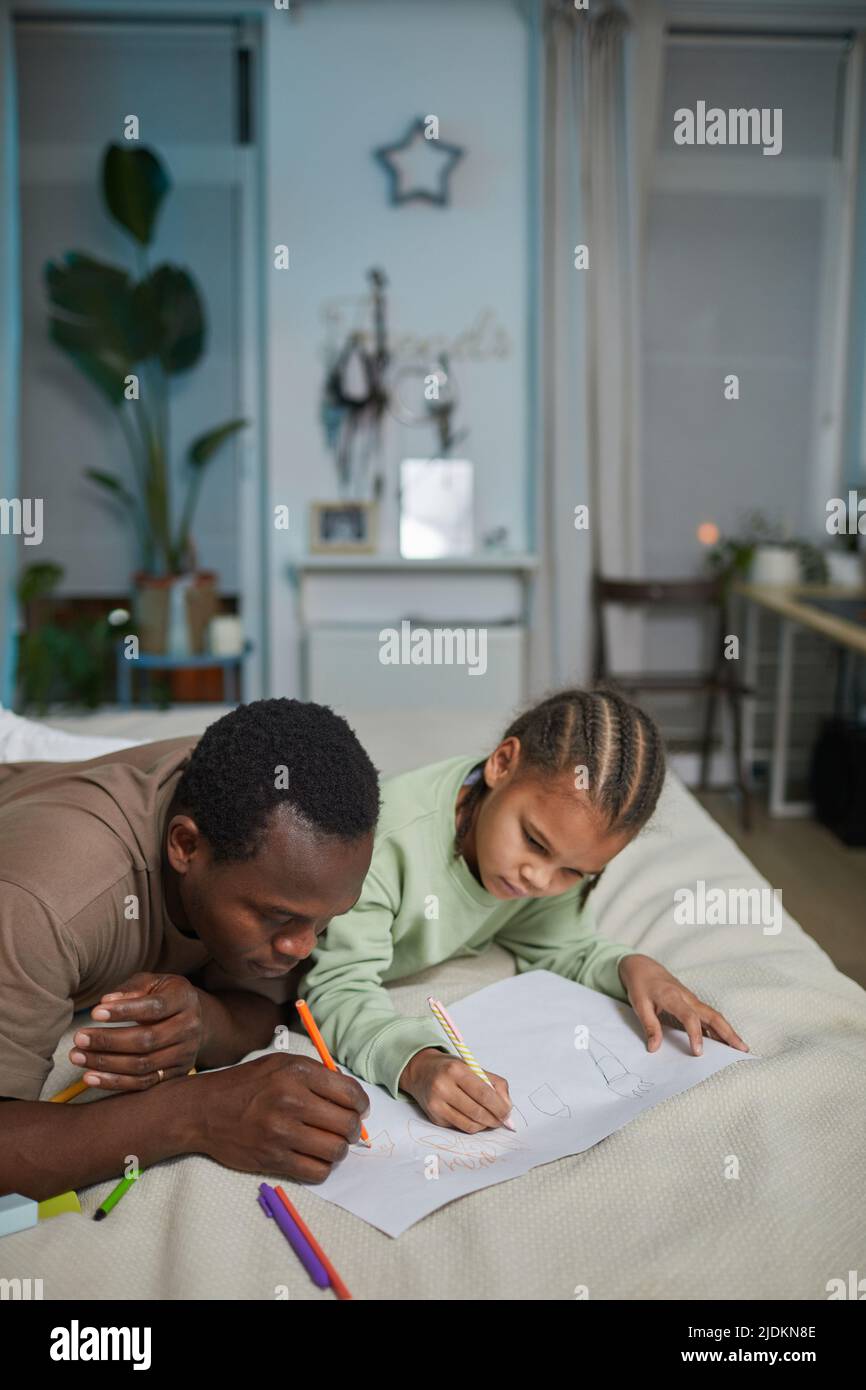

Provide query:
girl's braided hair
left=454, top=684, right=666, bottom=909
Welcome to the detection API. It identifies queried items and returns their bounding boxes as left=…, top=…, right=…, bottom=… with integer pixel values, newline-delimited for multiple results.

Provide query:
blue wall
left=264, top=0, right=533, bottom=694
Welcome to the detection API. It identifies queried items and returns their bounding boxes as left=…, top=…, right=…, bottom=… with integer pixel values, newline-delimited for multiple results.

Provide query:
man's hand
left=197, top=1053, right=370, bottom=1183
left=399, top=1047, right=513, bottom=1132
left=0, top=1052, right=370, bottom=1200
left=69, top=972, right=205, bottom=1090
left=618, top=953, right=749, bottom=1055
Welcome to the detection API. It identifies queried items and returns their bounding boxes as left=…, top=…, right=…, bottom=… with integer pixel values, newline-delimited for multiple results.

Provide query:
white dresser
left=292, top=554, right=537, bottom=711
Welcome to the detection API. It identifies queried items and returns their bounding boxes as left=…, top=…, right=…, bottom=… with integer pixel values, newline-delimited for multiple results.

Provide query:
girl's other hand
left=400, top=1048, right=513, bottom=1132
left=618, top=953, right=749, bottom=1056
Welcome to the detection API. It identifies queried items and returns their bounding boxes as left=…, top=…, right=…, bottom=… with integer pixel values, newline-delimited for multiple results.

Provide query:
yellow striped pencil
left=427, top=996, right=515, bottom=1131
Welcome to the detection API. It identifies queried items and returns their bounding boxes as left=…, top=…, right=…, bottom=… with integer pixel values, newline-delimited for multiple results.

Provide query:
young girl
left=303, top=685, right=748, bottom=1134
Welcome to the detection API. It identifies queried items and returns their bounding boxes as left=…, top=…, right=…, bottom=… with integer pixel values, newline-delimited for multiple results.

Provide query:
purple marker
left=258, top=1183, right=330, bottom=1289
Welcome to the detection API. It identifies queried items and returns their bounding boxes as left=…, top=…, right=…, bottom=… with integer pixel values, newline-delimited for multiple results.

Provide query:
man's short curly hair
left=172, top=699, right=381, bottom=861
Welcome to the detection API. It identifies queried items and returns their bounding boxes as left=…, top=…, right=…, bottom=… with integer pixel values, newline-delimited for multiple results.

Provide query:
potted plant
left=44, top=142, right=247, bottom=653
left=706, top=510, right=828, bottom=589
left=16, top=562, right=131, bottom=712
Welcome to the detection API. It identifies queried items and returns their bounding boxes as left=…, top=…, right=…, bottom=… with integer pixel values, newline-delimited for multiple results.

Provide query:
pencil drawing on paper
left=349, top=1129, right=395, bottom=1157
left=405, top=1118, right=526, bottom=1173
left=313, top=973, right=752, bottom=1237
left=585, top=1032, right=654, bottom=1098
left=529, top=1083, right=571, bottom=1119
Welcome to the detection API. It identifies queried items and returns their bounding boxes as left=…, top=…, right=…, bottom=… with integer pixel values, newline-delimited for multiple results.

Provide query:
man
left=0, top=698, right=379, bottom=1200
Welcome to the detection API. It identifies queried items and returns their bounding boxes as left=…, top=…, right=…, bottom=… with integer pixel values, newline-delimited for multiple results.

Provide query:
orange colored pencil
left=275, top=1185, right=352, bottom=1300
left=295, top=1000, right=370, bottom=1145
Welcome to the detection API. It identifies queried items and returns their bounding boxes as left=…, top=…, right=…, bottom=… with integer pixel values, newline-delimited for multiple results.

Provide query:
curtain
left=0, top=2, right=20, bottom=707
left=531, top=0, right=665, bottom=690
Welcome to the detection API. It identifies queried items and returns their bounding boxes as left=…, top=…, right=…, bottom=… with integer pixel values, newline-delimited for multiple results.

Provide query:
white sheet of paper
left=308, top=970, right=757, bottom=1237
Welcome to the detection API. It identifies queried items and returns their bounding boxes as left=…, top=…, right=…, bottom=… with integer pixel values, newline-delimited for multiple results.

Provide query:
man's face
left=165, top=805, right=373, bottom=979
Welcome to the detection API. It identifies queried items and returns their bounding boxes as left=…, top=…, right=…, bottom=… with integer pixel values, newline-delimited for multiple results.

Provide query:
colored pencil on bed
left=258, top=1183, right=329, bottom=1288
left=88, top=1071, right=198, bottom=1221
left=93, top=1172, right=137, bottom=1220
left=295, top=1000, right=370, bottom=1145
left=275, top=1185, right=352, bottom=1300
left=427, top=996, right=516, bottom=1131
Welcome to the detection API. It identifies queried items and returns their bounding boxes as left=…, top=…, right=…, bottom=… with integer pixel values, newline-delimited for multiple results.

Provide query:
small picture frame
left=310, top=500, right=378, bottom=554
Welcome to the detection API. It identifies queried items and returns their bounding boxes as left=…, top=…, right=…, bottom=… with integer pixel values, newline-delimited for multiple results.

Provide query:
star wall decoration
left=374, top=117, right=465, bottom=207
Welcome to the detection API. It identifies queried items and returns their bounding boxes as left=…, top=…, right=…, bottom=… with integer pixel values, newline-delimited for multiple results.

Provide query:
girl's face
left=458, top=737, right=632, bottom=901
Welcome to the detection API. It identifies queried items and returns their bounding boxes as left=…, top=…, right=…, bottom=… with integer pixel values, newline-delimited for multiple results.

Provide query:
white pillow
left=0, top=706, right=137, bottom=762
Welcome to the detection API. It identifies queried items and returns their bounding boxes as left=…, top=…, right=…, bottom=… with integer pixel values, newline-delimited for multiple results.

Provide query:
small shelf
left=294, top=552, right=538, bottom=573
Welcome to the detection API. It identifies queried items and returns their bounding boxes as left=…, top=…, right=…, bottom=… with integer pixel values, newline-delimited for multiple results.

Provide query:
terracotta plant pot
left=170, top=667, right=226, bottom=702
left=133, top=571, right=219, bottom=655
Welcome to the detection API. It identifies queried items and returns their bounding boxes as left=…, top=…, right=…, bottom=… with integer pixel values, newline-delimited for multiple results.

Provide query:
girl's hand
left=399, top=1048, right=513, bottom=1132
left=618, top=954, right=749, bottom=1056
left=68, top=972, right=205, bottom=1090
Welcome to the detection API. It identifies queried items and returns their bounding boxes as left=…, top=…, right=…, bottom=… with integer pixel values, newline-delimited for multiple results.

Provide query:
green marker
left=93, top=1171, right=138, bottom=1222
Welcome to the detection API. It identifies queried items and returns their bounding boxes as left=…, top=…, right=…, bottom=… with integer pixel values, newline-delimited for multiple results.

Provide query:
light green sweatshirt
left=303, top=753, right=637, bottom=1099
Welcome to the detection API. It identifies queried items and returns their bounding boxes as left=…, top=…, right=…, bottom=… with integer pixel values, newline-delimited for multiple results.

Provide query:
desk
left=734, top=582, right=866, bottom=817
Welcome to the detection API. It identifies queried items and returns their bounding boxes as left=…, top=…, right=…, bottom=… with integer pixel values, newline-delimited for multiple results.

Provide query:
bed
left=1, top=703, right=864, bottom=1300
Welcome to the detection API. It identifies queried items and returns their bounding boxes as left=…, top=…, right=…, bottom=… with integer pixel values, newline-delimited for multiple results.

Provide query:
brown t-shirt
left=0, top=736, right=292, bottom=1101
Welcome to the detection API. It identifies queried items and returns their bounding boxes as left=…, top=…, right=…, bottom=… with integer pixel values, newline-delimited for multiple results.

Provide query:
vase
left=748, top=546, right=799, bottom=586
left=133, top=571, right=219, bottom=655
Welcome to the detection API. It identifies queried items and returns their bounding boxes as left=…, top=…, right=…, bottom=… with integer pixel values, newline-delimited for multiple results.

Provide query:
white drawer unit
left=305, top=622, right=526, bottom=710
left=293, top=554, right=537, bottom=711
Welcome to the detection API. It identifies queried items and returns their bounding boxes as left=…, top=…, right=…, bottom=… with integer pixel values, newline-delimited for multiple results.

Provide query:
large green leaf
left=46, top=326, right=130, bottom=405
left=45, top=252, right=130, bottom=320
left=102, top=144, right=170, bottom=246
left=188, top=418, right=248, bottom=467
left=136, top=265, right=205, bottom=373
left=46, top=251, right=156, bottom=377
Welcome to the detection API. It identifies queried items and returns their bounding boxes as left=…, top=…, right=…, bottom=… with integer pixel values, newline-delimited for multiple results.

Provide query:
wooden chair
left=592, top=575, right=753, bottom=830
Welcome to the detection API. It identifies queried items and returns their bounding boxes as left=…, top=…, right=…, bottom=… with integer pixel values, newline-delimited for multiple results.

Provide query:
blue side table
left=115, top=641, right=252, bottom=708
